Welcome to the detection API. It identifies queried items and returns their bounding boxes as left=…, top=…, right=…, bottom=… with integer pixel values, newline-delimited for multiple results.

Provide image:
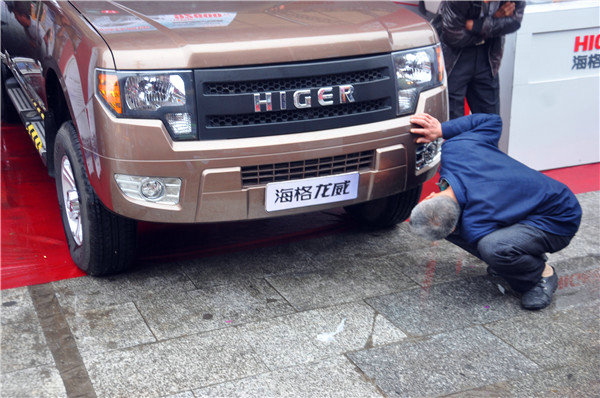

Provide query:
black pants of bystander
left=447, top=44, right=500, bottom=119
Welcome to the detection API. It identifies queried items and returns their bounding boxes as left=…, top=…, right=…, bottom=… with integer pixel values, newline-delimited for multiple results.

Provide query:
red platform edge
left=2, top=123, right=599, bottom=290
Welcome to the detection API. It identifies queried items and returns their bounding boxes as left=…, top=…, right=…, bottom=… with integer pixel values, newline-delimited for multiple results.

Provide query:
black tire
left=344, top=185, right=423, bottom=229
left=1, top=63, right=20, bottom=123
left=54, top=121, right=137, bottom=275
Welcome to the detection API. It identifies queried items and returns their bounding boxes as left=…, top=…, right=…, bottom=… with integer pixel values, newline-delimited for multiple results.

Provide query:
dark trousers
left=448, top=44, right=500, bottom=119
left=447, top=223, right=573, bottom=293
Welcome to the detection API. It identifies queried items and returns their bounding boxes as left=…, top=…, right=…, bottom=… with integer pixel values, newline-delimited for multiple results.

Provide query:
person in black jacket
left=438, top=1, right=525, bottom=119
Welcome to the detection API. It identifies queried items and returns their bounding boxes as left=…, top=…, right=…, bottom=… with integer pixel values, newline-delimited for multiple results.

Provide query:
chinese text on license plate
left=265, top=173, right=359, bottom=212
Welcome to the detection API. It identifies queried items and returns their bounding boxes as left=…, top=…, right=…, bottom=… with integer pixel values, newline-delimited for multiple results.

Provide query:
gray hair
left=409, top=196, right=460, bottom=241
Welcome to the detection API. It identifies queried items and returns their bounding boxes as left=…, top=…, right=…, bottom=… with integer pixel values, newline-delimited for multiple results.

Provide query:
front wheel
left=54, top=121, right=137, bottom=275
left=344, top=185, right=423, bottom=229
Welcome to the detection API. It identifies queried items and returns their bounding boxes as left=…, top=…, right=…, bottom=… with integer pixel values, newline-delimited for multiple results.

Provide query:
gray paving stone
left=549, top=191, right=600, bottom=262
left=348, top=326, right=539, bottom=397
left=162, top=391, right=195, bottom=398
left=194, top=356, right=382, bottom=398
left=576, top=191, right=600, bottom=233
left=138, top=209, right=346, bottom=263
left=294, top=222, right=434, bottom=264
left=550, top=256, right=600, bottom=311
left=52, top=263, right=196, bottom=312
left=84, top=327, right=267, bottom=398
left=447, top=364, right=600, bottom=397
left=1, top=192, right=596, bottom=398
left=371, top=314, right=408, bottom=346
left=387, top=239, right=486, bottom=287
left=577, top=191, right=599, bottom=208
left=237, top=302, right=406, bottom=370
left=180, top=243, right=321, bottom=288
left=1, top=287, right=37, bottom=325
left=574, top=213, right=600, bottom=243
left=387, top=221, right=444, bottom=250
left=266, top=256, right=416, bottom=311
left=136, top=279, right=295, bottom=340
left=1, top=321, right=54, bottom=373
left=549, top=233, right=600, bottom=263
left=484, top=304, right=600, bottom=369
left=1, top=364, right=67, bottom=398
left=366, top=276, right=523, bottom=336
left=64, top=302, right=156, bottom=356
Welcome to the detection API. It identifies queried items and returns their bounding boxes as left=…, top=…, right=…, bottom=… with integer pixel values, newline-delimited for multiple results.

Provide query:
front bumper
left=84, top=86, right=446, bottom=223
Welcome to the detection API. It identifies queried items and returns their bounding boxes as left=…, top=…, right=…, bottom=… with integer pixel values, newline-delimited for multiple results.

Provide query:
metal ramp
left=4, top=77, right=47, bottom=161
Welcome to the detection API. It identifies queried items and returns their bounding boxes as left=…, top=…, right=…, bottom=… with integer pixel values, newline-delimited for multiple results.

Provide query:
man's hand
left=465, top=19, right=474, bottom=31
left=494, top=1, right=515, bottom=18
left=410, top=113, right=443, bottom=144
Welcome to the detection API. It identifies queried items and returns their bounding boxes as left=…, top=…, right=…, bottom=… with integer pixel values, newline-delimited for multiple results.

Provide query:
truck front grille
left=195, top=54, right=397, bottom=140
left=207, top=99, right=387, bottom=128
left=204, top=68, right=387, bottom=95
left=241, top=150, right=374, bottom=187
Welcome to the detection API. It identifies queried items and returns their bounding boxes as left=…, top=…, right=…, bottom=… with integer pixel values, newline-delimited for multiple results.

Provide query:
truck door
left=1, top=1, right=44, bottom=108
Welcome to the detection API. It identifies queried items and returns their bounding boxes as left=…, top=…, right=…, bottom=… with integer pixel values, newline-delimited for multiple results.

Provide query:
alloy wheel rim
left=61, top=156, right=83, bottom=246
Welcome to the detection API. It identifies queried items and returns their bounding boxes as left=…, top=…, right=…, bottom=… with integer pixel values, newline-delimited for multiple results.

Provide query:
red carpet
left=2, top=123, right=599, bottom=289
left=1, top=125, right=86, bottom=289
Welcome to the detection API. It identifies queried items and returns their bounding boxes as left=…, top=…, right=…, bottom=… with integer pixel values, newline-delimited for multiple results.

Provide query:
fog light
left=115, top=174, right=182, bottom=205
left=140, top=178, right=165, bottom=200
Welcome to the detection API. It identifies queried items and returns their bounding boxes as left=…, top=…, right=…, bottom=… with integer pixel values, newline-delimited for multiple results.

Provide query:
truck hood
left=71, top=1, right=436, bottom=70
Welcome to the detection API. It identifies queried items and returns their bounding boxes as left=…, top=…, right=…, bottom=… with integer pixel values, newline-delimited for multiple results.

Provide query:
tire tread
left=55, top=121, right=136, bottom=275
left=345, top=185, right=423, bottom=229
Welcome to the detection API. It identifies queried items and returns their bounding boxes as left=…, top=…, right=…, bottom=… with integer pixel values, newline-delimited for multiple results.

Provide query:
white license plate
left=265, top=172, right=359, bottom=212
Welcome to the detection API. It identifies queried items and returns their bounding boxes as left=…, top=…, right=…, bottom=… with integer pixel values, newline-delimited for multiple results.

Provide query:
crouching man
left=408, top=113, right=581, bottom=310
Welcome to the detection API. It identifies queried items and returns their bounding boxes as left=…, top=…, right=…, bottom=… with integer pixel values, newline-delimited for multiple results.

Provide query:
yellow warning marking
left=26, top=124, right=44, bottom=154
left=31, top=101, right=45, bottom=118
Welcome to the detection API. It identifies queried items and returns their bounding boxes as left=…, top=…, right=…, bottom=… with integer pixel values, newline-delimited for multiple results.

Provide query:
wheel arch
left=44, top=66, right=71, bottom=177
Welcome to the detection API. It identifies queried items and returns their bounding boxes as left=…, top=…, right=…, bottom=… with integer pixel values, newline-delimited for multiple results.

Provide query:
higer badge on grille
left=253, top=84, right=355, bottom=112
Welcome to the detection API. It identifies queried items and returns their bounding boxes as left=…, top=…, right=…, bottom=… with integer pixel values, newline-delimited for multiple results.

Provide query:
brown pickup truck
left=1, top=1, right=447, bottom=275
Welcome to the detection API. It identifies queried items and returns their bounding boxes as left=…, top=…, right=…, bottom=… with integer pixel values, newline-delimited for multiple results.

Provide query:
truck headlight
left=415, top=138, right=442, bottom=173
left=97, top=69, right=197, bottom=140
left=124, top=74, right=186, bottom=111
left=392, top=44, right=445, bottom=116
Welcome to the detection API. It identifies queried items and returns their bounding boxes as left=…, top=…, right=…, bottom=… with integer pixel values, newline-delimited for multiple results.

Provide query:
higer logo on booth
left=574, top=34, right=600, bottom=52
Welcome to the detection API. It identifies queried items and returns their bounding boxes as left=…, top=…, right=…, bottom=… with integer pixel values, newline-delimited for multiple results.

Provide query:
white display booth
left=498, top=0, right=600, bottom=171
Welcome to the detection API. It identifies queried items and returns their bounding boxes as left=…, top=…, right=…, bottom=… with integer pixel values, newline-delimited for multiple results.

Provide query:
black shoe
left=521, top=267, right=558, bottom=310
left=486, top=266, right=514, bottom=296
left=486, top=266, right=501, bottom=278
